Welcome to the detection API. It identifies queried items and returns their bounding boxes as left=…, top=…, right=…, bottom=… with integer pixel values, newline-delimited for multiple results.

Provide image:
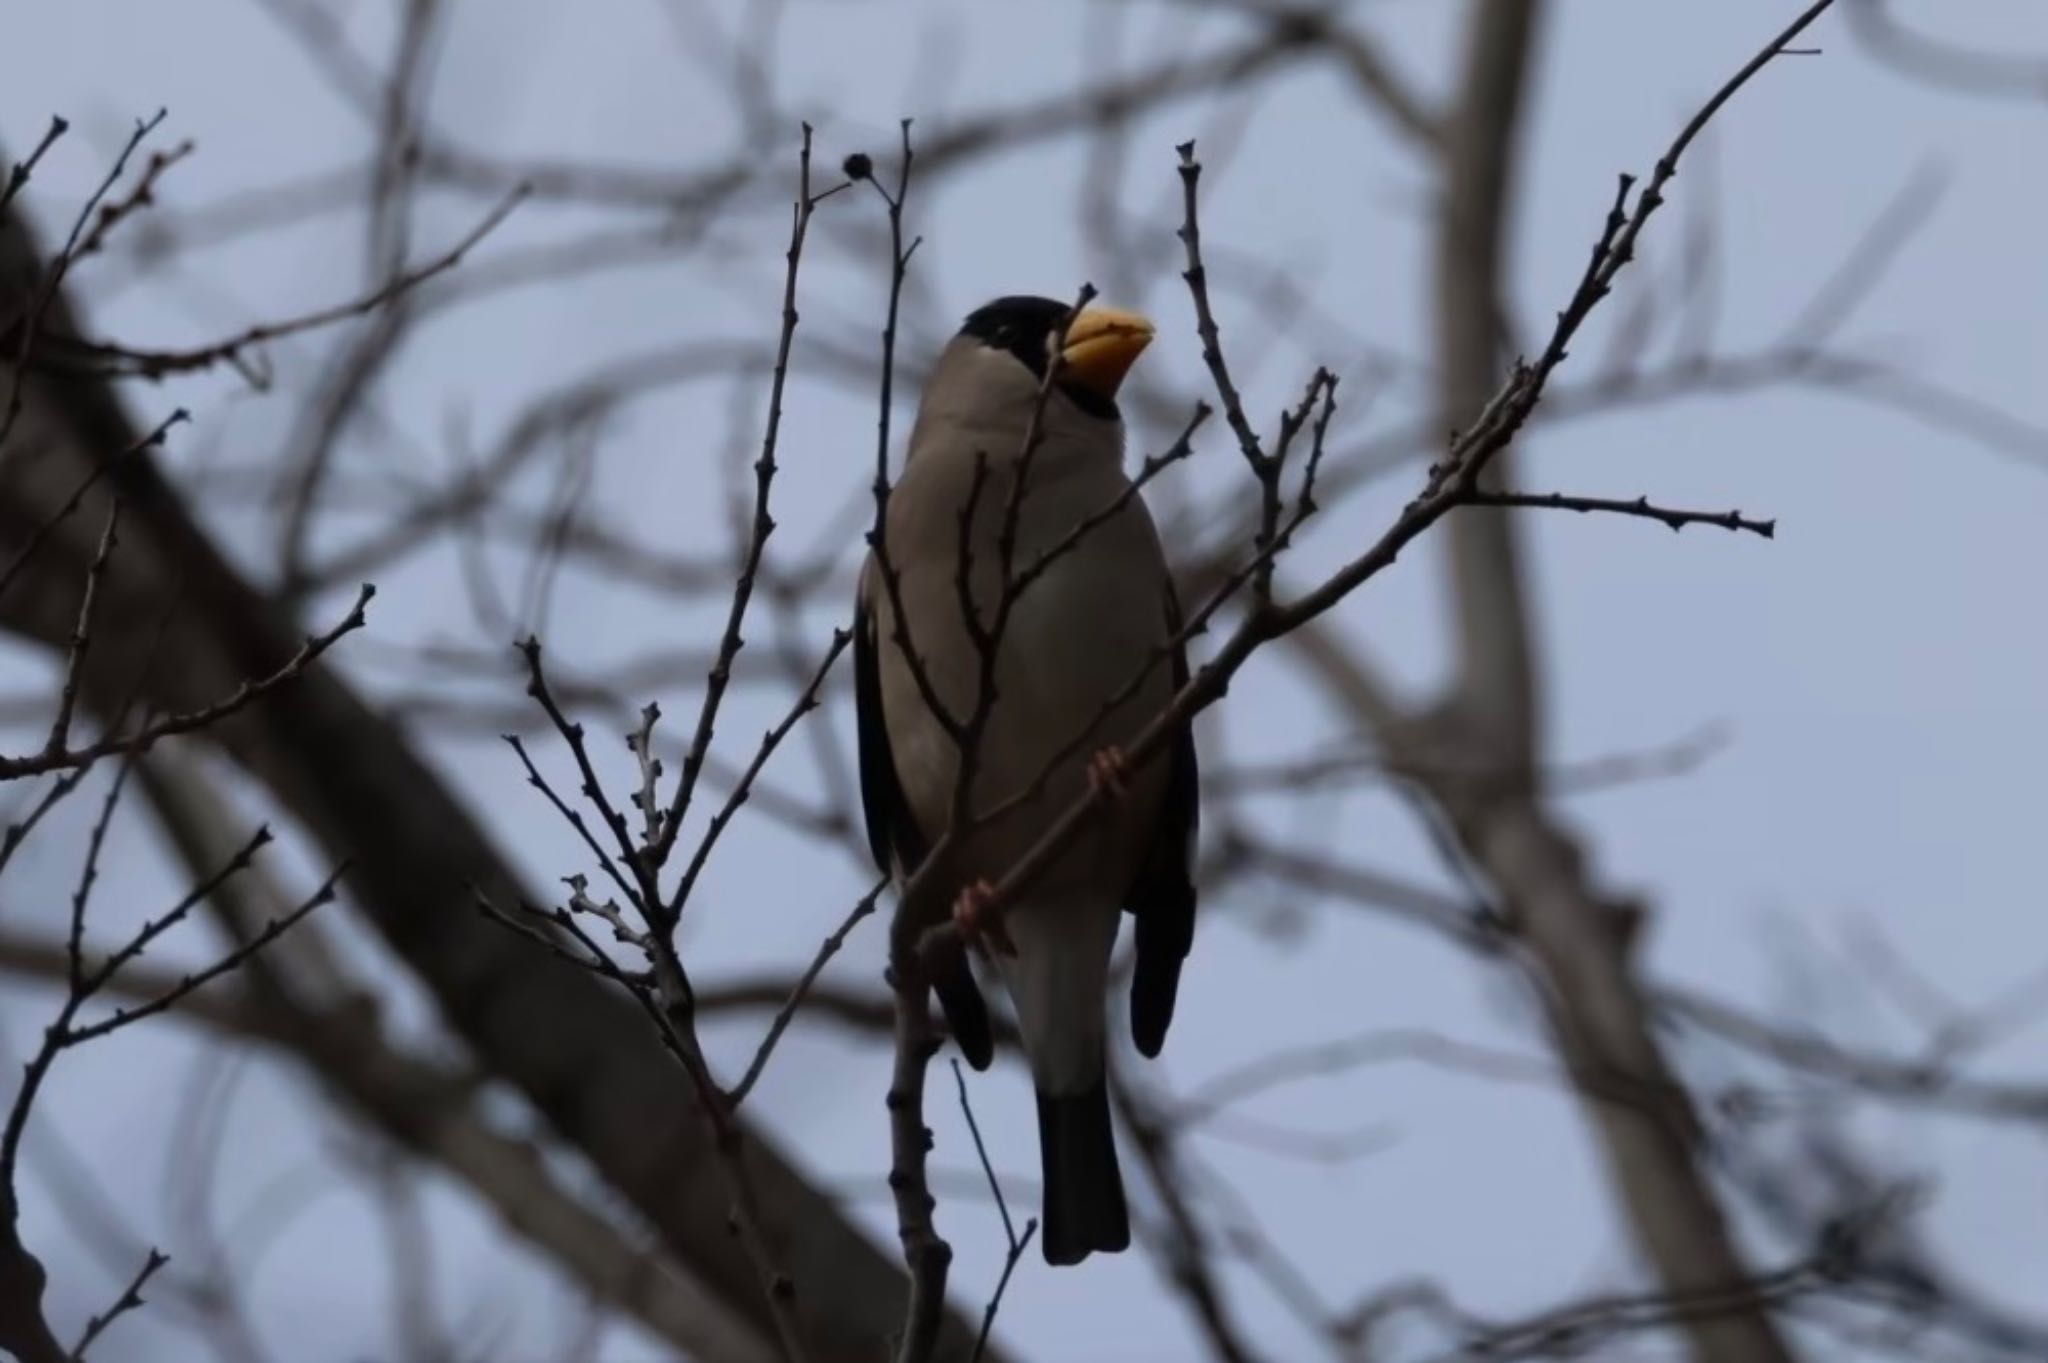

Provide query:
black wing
left=1126, top=586, right=1200, bottom=1059
left=853, top=575, right=993, bottom=1069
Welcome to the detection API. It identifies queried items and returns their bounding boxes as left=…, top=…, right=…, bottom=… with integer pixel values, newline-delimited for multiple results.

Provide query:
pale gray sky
left=4, top=2, right=2046, bottom=1360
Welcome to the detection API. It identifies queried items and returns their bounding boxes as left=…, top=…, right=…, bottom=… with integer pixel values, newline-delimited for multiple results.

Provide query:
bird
left=854, top=294, right=1200, bottom=1266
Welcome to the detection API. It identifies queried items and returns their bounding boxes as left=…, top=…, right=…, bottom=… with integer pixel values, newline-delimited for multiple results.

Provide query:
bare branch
left=0, top=115, right=69, bottom=218
left=0, top=409, right=187, bottom=608
left=41, top=186, right=528, bottom=384
left=951, top=1060, right=1035, bottom=1363
left=670, top=626, right=852, bottom=918
left=652, top=125, right=843, bottom=886
left=726, top=879, right=884, bottom=1108
left=65, top=862, right=348, bottom=1047
left=1462, top=489, right=1776, bottom=538
left=886, top=963, right=950, bottom=1363
left=2, top=110, right=167, bottom=452
left=70, top=1247, right=167, bottom=1361
left=0, top=583, right=375, bottom=781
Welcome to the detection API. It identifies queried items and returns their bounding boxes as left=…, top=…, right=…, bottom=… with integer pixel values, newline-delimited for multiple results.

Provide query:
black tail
left=1035, top=1078, right=1129, bottom=1266
left=930, top=940, right=992, bottom=1070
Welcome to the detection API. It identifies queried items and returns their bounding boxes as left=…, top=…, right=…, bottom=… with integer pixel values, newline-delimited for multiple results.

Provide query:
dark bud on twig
left=842, top=152, right=873, bottom=182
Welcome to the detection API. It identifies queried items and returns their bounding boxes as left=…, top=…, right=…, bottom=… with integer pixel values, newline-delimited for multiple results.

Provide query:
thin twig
left=725, top=877, right=884, bottom=1108
left=951, top=1060, right=1036, bottom=1363
left=669, top=627, right=851, bottom=916
left=44, top=505, right=121, bottom=763
left=2, top=110, right=167, bottom=452
left=66, top=862, right=348, bottom=1046
left=45, top=186, right=529, bottom=385
left=471, top=887, right=639, bottom=982
left=0, top=583, right=375, bottom=781
left=0, top=409, right=186, bottom=607
left=0, top=115, right=69, bottom=217
left=69, top=1247, right=168, bottom=1361
left=1008, top=403, right=1210, bottom=615
left=1462, top=489, right=1776, bottom=538
left=862, top=123, right=962, bottom=747
left=653, top=125, right=839, bottom=894
left=508, top=655, right=648, bottom=907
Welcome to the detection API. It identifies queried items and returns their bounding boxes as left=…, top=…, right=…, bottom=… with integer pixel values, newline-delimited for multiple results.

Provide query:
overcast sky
left=4, top=3, right=2047, bottom=1361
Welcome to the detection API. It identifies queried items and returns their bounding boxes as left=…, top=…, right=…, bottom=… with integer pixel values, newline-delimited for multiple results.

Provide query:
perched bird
left=854, top=295, right=1200, bottom=1266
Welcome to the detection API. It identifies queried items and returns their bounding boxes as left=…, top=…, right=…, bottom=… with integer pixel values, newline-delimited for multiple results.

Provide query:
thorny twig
left=1008, top=401, right=1211, bottom=604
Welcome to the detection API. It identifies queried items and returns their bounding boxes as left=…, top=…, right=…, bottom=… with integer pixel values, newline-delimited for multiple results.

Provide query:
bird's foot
left=1086, top=745, right=1133, bottom=803
left=952, top=878, right=1015, bottom=957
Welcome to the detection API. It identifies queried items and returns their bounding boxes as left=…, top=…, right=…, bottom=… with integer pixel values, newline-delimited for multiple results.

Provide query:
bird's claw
left=952, top=878, right=1015, bottom=957
left=1086, top=745, right=1133, bottom=803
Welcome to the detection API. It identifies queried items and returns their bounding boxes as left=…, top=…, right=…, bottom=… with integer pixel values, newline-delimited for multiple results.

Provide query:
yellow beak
left=1059, top=306, right=1154, bottom=398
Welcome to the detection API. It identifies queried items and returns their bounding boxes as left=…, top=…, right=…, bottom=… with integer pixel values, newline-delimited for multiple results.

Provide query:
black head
left=957, top=295, right=1119, bottom=419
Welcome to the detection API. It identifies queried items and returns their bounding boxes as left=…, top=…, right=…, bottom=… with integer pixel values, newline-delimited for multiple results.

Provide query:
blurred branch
left=1207, top=720, right=1729, bottom=800
left=146, top=14, right=1339, bottom=235
left=1397, top=1188, right=1899, bottom=1363
left=1175, top=1027, right=1561, bottom=1127
left=130, top=744, right=778, bottom=1361
left=35, top=185, right=526, bottom=385
left=1182, top=0, right=1442, bottom=149
left=1847, top=0, right=2048, bottom=99
left=1112, top=1072, right=1268, bottom=1363
left=1434, top=0, right=1545, bottom=764
left=0, top=583, right=373, bottom=780
left=1663, top=986, right=2048, bottom=1124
